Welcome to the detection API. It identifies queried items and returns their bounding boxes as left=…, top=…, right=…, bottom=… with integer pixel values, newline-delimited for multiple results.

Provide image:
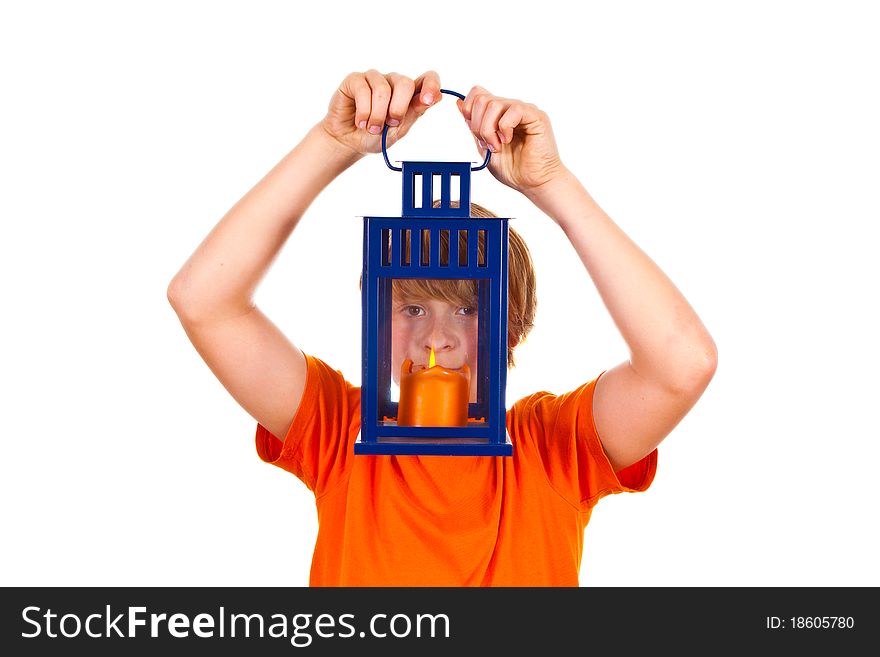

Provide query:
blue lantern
left=354, top=89, right=512, bottom=456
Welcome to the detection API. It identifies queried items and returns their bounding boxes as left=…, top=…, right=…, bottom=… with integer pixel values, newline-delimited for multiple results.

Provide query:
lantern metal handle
left=381, top=88, right=491, bottom=172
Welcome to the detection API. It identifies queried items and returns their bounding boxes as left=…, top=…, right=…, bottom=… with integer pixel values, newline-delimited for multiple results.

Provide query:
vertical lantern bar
left=410, top=227, right=421, bottom=269
left=429, top=228, right=438, bottom=267
left=468, top=227, right=479, bottom=269
left=448, top=228, right=459, bottom=268
left=361, top=217, right=379, bottom=442
left=423, top=172, right=433, bottom=211
left=493, top=220, right=509, bottom=441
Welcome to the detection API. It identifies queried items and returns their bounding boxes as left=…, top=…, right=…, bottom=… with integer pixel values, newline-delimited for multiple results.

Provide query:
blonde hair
left=392, top=201, right=536, bottom=368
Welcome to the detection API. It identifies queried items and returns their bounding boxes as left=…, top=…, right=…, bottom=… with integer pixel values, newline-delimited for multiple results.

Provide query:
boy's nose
left=425, top=334, right=454, bottom=352
left=425, top=340, right=454, bottom=354
left=424, top=321, right=456, bottom=353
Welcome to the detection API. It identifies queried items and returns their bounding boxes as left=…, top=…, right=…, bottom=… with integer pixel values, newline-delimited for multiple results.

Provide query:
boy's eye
left=403, top=305, right=425, bottom=317
left=457, top=306, right=477, bottom=316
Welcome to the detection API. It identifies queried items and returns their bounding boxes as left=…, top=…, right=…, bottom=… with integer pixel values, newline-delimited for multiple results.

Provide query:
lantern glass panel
left=380, top=277, right=490, bottom=428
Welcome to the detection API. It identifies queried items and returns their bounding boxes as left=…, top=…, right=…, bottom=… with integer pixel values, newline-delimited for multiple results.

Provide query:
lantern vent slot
left=412, top=175, right=423, bottom=208
left=401, top=229, right=411, bottom=266
left=420, top=229, right=431, bottom=266
left=439, top=229, right=450, bottom=267
left=381, top=229, right=391, bottom=266
left=432, top=173, right=442, bottom=206
left=450, top=174, right=460, bottom=204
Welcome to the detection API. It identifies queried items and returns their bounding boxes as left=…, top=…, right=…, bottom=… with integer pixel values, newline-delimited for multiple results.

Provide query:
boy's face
left=391, top=293, right=479, bottom=403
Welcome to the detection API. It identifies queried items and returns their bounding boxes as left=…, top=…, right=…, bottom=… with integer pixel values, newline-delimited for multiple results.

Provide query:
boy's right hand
left=320, top=69, right=442, bottom=156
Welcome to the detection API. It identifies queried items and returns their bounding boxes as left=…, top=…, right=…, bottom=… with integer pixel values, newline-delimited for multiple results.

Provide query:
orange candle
left=397, top=348, right=470, bottom=427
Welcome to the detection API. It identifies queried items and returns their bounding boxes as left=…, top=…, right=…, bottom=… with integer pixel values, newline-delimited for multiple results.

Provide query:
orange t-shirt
left=256, top=354, right=657, bottom=586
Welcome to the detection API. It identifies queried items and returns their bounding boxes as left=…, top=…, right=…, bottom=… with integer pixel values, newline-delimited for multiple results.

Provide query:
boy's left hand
left=457, top=87, right=567, bottom=196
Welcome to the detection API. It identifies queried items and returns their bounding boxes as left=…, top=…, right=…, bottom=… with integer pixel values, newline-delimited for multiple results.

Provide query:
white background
left=2, top=0, right=878, bottom=587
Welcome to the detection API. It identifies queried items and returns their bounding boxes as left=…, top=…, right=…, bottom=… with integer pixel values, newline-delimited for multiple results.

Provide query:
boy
left=168, top=69, right=717, bottom=586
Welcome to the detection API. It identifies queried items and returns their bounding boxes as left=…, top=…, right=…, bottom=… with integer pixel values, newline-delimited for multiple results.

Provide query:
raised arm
left=457, top=87, right=718, bottom=471
left=167, top=70, right=442, bottom=441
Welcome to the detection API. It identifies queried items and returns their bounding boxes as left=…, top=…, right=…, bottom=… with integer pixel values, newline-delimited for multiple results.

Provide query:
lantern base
left=354, top=431, right=513, bottom=456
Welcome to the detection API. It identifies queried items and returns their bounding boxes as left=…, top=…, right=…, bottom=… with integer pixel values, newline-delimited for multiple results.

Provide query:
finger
left=412, top=70, right=442, bottom=113
left=459, top=85, right=491, bottom=123
left=364, top=69, right=392, bottom=134
left=496, top=103, right=526, bottom=146
left=385, top=73, right=415, bottom=127
left=340, top=72, right=374, bottom=131
left=475, top=98, right=510, bottom=153
left=468, top=91, right=495, bottom=149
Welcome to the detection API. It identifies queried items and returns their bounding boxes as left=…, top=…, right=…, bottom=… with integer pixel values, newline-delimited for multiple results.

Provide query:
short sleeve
left=508, top=373, right=657, bottom=511
left=255, top=354, right=360, bottom=497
